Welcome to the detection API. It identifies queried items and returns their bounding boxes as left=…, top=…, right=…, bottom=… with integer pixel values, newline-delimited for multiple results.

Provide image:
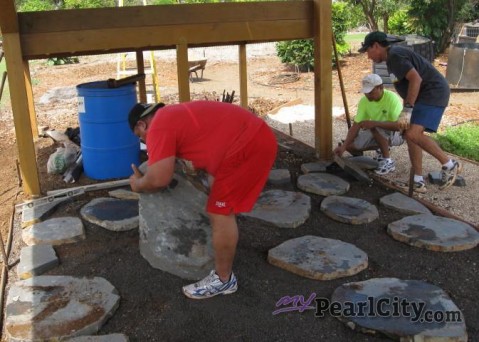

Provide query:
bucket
left=77, top=81, right=140, bottom=180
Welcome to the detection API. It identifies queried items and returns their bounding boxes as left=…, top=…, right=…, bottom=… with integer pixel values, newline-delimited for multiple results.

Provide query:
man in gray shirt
left=359, top=31, right=462, bottom=192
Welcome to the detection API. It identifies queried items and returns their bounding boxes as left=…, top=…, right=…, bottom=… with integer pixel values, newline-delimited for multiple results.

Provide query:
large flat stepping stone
left=300, top=161, right=330, bottom=174
left=297, top=173, right=350, bottom=196
left=268, top=235, right=368, bottom=280
left=22, top=217, right=85, bottom=246
left=65, top=333, right=129, bottom=341
left=140, top=174, right=213, bottom=280
left=331, top=278, right=467, bottom=341
left=81, top=197, right=139, bottom=231
left=17, top=245, right=59, bottom=280
left=380, top=192, right=431, bottom=215
left=388, top=214, right=479, bottom=252
left=346, top=156, right=379, bottom=170
left=243, top=190, right=311, bottom=228
left=6, top=276, right=120, bottom=341
left=320, top=196, right=378, bottom=224
left=268, top=169, right=291, bottom=185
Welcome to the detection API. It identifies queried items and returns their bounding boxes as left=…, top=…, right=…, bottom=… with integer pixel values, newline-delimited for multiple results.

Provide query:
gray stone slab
left=17, top=245, right=59, bottom=280
left=300, top=161, right=330, bottom=174
left=243, top=190, right=311, bottom=228
left=22, top=217, right=85, bottom=246
left=139, top=174, right=214, bottom=280
left=388, top=214, right=479, bottom=252
left=346, top=156, right=379, bottom=170
left=380, top=192, right=431, bottom=215
left=268, top=235, right=368, bottom=280
left=5, top=276, right=120, bottom=341
left=65, top=334, right=129, bottom=342
left=81, top=198, right=139, bottom=231
left=331, top=278, right=467, bottom=341
left=428, top=171, right=466, bottom=187
left=320, top=196, right=379, bottom=224
left=21, top=201, right=60, bottom=228
left=268, top=169, right=291, bottom=185
left=297, top=173, right=350, bottom=196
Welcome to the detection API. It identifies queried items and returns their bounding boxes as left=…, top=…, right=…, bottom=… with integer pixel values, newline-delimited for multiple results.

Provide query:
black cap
left=128, top=102, right=165, bottom=130
left=358, top=31, right=388, bottom=53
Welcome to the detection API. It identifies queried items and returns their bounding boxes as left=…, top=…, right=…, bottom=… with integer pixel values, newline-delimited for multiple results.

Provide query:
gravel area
left=266, top=115, right=479, bottom=227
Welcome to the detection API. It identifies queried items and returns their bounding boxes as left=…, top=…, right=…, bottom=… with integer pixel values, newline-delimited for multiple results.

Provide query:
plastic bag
left=47, top=142, right=80, bottom=174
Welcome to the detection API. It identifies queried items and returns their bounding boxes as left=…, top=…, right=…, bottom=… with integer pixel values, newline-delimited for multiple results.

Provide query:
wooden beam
left=313, top=0, right=332, bottom=160
left=2, top=33, right=40, bottom=195
left=239, top=44, right=248, bottom=109
left=17, top=2, right=313, bottom=59
left=176, top=41, right=190, bottom=103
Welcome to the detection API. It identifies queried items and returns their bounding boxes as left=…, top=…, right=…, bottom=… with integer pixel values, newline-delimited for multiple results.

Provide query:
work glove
left=398, top=105, right=413, bottom=132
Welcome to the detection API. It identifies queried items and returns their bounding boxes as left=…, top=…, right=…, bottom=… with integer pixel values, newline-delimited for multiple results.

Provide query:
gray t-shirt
left=386, top=45, right=450, bottom=107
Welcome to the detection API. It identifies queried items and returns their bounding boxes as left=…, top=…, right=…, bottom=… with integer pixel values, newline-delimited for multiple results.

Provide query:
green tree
left=276, top=2, right=352, bottom=71
left=345, top=0, right=408, bottom=32
left=408, top=0, right=468, bottom=53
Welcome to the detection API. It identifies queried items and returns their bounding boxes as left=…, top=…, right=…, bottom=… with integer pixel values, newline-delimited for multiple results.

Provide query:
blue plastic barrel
left=77, top=81, right=140, bottom=180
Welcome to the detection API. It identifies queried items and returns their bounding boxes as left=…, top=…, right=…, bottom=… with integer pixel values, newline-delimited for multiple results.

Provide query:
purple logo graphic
left=273, top=293, right=317, bottom=315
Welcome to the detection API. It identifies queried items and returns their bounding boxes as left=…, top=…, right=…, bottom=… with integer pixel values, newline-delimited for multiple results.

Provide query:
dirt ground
left=1, top=49, right=479, bottom=341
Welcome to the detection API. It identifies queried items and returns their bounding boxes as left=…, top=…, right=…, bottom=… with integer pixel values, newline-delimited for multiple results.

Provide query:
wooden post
left=136, top=51, right=147, bottom=103
left=0, top=0, right=41, bottom=195
left=313, top=0, right=333, bottom=160
left=238, top=44, right=248, bottom=109
left=176, top=40, right=190, bottom=103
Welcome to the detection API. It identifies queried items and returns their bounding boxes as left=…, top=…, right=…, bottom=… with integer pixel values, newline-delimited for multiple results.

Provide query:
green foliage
left=388, top=9, right=414, bottom=35
left=47, top=57, right=80, bottom=65
left=457, top=1, right=479, bottom=22
left=433, top=123, right=479, bottom=162
left=64, top=0, right=116, bottom=9
left=16, top=0, right=56, bottom=11
left=408, top=0, right=468, bottom=52
left=275, top=2, right=351, bottom=71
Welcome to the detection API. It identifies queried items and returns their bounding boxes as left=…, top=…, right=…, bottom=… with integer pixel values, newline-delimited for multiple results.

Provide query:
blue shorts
left=411, top=103, right=446, bottom=133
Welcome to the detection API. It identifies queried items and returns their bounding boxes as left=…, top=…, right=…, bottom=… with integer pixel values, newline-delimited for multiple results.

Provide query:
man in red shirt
left=128, top=101, right=277, bottom=299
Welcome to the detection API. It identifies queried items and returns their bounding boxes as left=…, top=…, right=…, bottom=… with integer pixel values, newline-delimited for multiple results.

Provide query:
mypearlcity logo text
left=272, top=293, right=463, bottom=323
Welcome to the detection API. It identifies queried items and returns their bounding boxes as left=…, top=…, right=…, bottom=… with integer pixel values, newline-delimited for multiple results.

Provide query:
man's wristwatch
left=404, top=103, right=413, bottom=109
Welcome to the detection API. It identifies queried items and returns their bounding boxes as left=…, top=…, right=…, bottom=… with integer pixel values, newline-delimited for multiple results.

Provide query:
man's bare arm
left=129, top=156, right=176, bottom=193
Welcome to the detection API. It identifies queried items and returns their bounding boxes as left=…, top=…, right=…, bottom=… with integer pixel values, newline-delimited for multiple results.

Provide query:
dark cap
left=128, top=102, right=165, bottom=130
left=358, top=31, right=388, bottom=53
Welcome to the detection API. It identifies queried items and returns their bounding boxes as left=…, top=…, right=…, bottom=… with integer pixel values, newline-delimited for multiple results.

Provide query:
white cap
left=360, top=74, right=383, bottom=93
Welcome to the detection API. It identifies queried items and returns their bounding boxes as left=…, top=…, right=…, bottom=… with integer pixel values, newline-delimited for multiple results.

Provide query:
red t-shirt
left=146, top=101, right=264, bottom=176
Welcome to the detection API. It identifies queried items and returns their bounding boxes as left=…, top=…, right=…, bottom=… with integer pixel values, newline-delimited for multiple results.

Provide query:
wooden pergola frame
left=0, top=0, right=332, bottom=196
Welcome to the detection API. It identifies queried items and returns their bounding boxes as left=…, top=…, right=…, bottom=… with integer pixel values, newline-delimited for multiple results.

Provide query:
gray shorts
left=353, top=128, right=404, bottom=150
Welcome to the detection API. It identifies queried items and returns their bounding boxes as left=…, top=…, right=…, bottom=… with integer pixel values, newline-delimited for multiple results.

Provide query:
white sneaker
left=374, top=159, right=396, bottom=175
left=182, top=270, right=238, bottom=299
left=439, top=160, right=463, bottom=190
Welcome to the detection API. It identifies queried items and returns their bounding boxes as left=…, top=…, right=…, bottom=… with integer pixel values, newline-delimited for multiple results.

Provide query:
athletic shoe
left=372, top=147, right=390, bottom=161
left=374, top=159, right=396, bottom=175
left=182, top=270, right=238, bottom=299
left=398, top=180, right=427, bottom=193
left=373, top=148, right=384, bottom=161
left=439, top=160, right=463, bottom=190
left=413, top=180, right=428, bottom=193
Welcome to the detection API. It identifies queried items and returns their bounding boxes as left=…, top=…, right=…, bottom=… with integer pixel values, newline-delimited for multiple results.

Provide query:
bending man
left=128, top=101, right=277, bottom=299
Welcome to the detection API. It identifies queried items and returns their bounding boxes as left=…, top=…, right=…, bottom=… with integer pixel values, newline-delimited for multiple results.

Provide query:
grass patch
left=345, top=33, right=367, bottom=43
left=0, top=58, right=10, bottom=108
left=433, top=122, right=479, bottom=162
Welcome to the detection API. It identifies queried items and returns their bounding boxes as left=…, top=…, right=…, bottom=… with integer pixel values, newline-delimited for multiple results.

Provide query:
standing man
left=334, top=73, right=403, bottom=175
left=128, top=101, right=277, bottom=299
left=359, top=31, right=462, bottom=192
